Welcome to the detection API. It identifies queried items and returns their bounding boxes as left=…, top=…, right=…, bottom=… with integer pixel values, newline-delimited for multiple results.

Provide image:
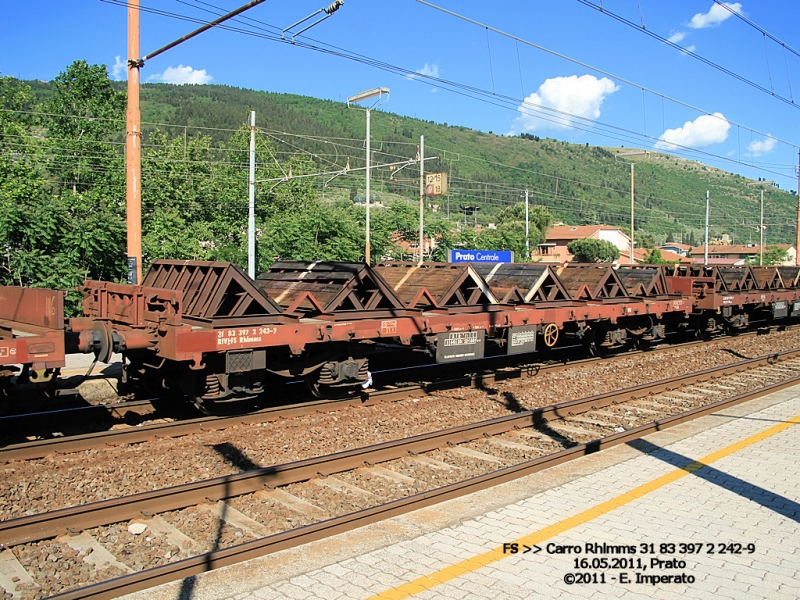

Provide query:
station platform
left=60, top=352, right=122, bottom=377
left=128, top=387, right=800, bottom=600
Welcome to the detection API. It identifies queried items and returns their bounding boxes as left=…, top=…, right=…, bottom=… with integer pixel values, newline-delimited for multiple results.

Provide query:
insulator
left=325, top=0, right=344, bottom=15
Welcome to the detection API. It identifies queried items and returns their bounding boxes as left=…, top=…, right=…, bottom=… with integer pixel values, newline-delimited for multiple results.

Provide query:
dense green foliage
left=567, top=238, right=620, bottom=263
left=4, top=62, right=798, bottom=313
left=760, top=246, right=790, bottom=266
left=2, top=63, right=549, bottom=314
left=25, top=77, right=795, bottom=247
left=643, top=248, right=678, bottom=264
left=116, top=82, right=799, bottom=247
left=1, top=63, right=127, bottom=310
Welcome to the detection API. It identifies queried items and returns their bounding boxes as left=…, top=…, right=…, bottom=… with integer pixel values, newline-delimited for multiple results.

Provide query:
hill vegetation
left=127, top=82, right=798, bottom=247
left=2, top=61, right=797, bottom=312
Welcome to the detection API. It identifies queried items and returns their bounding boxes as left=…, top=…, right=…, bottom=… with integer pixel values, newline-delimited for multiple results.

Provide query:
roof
left=660, top=243, right=692, bottom=251
left=689, top=244, right=762, bottom=255
left=689, top=257, right=745, bottom=266
left=687, top=244, right=796, bottom=256
left=545, top=225, right=627, bottom=241
left=618, top=248, right=689, bottom=264
left=659, top=249, right=690, bottom=262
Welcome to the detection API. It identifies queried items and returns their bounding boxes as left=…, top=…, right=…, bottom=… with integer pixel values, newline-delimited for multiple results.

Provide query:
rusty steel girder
left=82, top=280, right=182, bottom=327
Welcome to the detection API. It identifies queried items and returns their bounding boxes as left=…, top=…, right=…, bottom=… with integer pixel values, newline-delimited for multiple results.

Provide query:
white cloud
left=147, top=65, right=213, bottom=85
left=655, top=113, right=730, bottom=150
left=507, top=74, right=619, bottom=134
left=689, top=2, right=742, bottom=29
left=111, top=56, right=126, bottom=81
left=667, top=31, right=687, bottom=44
left=406, top=63, right=441, bottom=93
left=417, top=63, right=439, bottom=79
left=748, top=135, right=777, bottom=157
left=685, top=44, right=697, bottom=53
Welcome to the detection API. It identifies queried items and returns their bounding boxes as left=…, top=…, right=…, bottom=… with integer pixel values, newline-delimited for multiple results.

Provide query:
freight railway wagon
left=2, top=260, right=800, bottom=412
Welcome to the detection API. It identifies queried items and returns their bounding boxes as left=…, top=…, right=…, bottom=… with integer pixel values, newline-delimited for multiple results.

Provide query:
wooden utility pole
left=126, top=0, right=142, bottom=284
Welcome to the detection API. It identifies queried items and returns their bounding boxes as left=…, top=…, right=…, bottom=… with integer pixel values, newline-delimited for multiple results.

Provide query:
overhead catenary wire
left=97, top=0, right=799, bottom=174
left=711, top=0, right=800, bottom=60
left=4, top=96, right=792, bottom=234
left=7, top=99, right=798, bottom=200
left=5, top=114, right=796, bottom=222
left=576, top=0, right=798, bottom=108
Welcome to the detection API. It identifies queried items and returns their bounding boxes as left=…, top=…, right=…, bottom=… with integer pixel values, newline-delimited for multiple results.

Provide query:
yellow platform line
left=370, top=412, right=800, bottom=599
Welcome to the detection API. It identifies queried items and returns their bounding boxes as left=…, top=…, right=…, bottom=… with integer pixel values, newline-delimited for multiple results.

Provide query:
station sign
left=448, top=249, right=513, bottom=263
left=425, top=172, right=447, bottom=196
left=436, top=330, right=485, bottom=363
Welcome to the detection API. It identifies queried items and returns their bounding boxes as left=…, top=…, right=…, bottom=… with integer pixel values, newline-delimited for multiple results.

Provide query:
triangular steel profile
left=406, top=288, right=442, bottom=309
left=778, top=266, right=800, bottom=288
left=556, top=265, right=629, bottom=300
left=471, top=263, right=570, bottom=304
left=750, top=266, right=784, bottom=290
left=143, top=260, right=286, bottom=326
left=283, top=290, right=328, bottom=315
left=373, top=262, right=498, bottom=309
left=717, top=267, right=758, bottom=291
left=256, top=261, right=407, bottom=317
left=616, top=266, right=669, bottom=297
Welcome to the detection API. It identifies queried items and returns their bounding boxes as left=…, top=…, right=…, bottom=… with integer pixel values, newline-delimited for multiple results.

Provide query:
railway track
left=0, top=352, right=616, bottom=463
left=2, top=348, right=800, bottom=599
left=0, top=331, right=779, bottom=463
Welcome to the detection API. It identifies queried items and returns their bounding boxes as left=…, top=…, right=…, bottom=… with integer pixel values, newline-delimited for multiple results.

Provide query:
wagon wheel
left=305, top=369, right=359, bottom=400
left=542, top=323, right=559, bottom=348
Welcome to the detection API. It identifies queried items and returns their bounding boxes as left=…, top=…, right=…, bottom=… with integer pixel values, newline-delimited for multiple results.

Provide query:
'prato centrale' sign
left=448, top=249, right=513, bottom=263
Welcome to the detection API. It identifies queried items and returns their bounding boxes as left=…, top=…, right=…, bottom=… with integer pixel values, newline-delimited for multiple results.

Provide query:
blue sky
left=2, top=0, right=800, bottom=190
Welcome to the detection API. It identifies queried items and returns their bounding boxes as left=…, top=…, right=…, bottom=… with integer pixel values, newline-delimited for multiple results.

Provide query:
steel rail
left=0, top=399, right=157, bottom=430
left=50, top=355, right=800, bottom=599
left=0, top=353, right=606, bottom=462
left=5, top=348, right=800, bottom=550
left=0, top=332, right=733, bottom=462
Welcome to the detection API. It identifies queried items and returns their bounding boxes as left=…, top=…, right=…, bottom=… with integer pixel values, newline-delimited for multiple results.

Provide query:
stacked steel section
left=471, top=263, right=570, bottom=304
left=4, top=260, right=800, bottom=407
left=373, top=262, right=497, bottom=311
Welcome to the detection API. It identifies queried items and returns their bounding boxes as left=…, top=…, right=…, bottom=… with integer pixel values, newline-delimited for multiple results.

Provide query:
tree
left=470, top=203, right=553, bottom=262
left=567, top=238, right=620, bottom=263
left=43, top=60, right=126, bottom=194
left=644, top=248, right=678, bottom=264
left=635, top=231, right=656, bottom=249
left=761, top=246, right=790, bottom=266
left=0, top=65, right=127, bottom=309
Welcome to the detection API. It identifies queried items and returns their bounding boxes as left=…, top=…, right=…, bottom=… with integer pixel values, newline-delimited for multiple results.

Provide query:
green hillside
left=130, top=83, right=797, bottom=246
left=5, top=65, right=798, bottom=311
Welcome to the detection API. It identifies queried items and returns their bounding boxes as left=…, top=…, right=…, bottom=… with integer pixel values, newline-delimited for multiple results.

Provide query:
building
left=659, top=243, right=692, bottom=257
left=387, top=232, right=439, bottom=260
left=687, top=244, right=797, bottom=266
left=619, top=247, right=691, bottom=264
left=534, top=225, right=631, bottom=263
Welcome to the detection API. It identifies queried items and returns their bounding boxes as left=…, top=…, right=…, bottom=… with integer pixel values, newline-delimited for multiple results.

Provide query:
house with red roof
left=687, top=244, right=796, bottom=266
left=534, top=225, right=631, bottom=263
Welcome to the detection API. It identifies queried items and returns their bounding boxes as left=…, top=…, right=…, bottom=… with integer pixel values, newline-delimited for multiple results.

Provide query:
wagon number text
left=217, top=327, right=277, bottom=346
